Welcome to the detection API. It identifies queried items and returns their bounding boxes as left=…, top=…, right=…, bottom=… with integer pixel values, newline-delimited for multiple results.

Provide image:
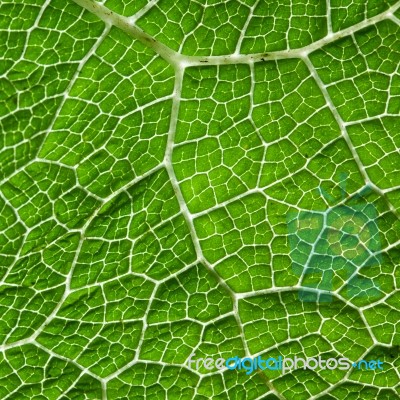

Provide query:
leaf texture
left=1, top=0, right=400, bottom=399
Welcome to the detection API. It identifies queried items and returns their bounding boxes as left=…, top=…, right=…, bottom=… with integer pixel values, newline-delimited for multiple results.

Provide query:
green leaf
left=1, top=0, right=400, bottom=398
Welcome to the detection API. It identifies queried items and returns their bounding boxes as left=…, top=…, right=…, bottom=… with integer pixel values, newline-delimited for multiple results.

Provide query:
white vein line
left=344, top=113, right=400, bottom=126
left=102, top=284, right=159, bottom=382
left=303, top=56, right=400, bottom=221
left=0, top=164, right=163, bottom=354
left=71, top=0, right=400, bottom=67
left=234, top=0, right=261, bottom=55
left=21, top=0, right=53, bottom=59
left=0, top=17, right=109, bottom=187
left=33, top=339, right=102, bottom=382
left=326, top=0, right=332, bottom=35
left=35, top=24, right=112, bottom=157
left=129, top=0, right=160, bottom=24
left=0, top=25, right=112, bottom=190
left=0, top=28, right=115, bottom=347
left=161, top=64, right=285, bottom=399
left=71, top=0, right=178, bottom=67
left=388, top=12, right=400, bottom=25
left=0, top=28, right=112, bottom=307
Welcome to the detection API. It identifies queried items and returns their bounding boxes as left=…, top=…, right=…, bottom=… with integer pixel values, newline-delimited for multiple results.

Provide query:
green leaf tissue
left=1, top=0, right=400, bottom=399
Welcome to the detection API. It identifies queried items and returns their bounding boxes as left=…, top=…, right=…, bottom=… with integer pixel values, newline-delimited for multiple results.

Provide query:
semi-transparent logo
left=287, top=178, right=382, bottom=302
